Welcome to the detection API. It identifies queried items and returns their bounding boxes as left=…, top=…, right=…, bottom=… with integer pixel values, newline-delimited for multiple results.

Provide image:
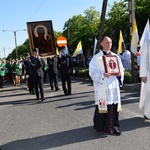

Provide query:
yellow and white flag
left=56, top=47, right=59, bottom=55
left=139, top=19, right=150, bottom=48
left=93, top=37, right=97, bottom=56
left=118, top=30, right=123, bottom=54
left=130, top=19, right=139, bottom=55
left=73, top=41, right=83, bottom=57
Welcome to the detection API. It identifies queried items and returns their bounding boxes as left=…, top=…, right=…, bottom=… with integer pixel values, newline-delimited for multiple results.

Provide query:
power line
left=2, top=0, right=48, bottom=56
left=19, top=0, right=48, bottom=29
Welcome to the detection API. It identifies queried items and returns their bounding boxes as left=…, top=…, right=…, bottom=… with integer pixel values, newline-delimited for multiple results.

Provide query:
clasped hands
left=103, top=72, right=122, bottom=78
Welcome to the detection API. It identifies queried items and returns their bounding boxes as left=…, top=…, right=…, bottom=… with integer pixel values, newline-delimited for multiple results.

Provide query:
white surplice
left=89, top=50, right=124, bottom=107
left=139, top=38, right=150, bottom=118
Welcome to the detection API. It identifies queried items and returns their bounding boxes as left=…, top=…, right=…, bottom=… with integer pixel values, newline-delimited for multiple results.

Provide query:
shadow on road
left=120, top=117, right=150, bottom=132
left=1, top=117, right=150, bottom=150
left=1, top=126, right=107, bottom=150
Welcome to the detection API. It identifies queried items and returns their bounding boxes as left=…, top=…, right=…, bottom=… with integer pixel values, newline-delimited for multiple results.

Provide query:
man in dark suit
left=29, top=48, right=45, bottom=101
left=58, top=46, right=73, bottom=95
left=22, top=52, right=34, bottom=94
left=47, top=55, right=60, bottom=91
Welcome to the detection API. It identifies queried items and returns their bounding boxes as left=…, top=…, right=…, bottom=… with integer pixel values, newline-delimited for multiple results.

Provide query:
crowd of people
left=0, top=46, right=73, bottom=101
left=0, top=58, right=23, bottom=88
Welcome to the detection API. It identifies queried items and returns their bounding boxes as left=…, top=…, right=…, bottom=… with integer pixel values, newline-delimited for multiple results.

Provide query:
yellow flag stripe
left=118, top=30, right=123, bottom=54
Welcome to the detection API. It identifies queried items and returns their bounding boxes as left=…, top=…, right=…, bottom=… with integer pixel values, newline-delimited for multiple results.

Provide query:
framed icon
left=102, top=55, right=120, bottom=75
left=27, top=20, right=56, bottom=57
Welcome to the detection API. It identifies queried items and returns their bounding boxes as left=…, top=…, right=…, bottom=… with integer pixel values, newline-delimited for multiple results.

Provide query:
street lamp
left=0, top=47, right=10, bottom=58
left=2, top=29, right=26, bottom=58
left=0, top=50, right=3, bottom=59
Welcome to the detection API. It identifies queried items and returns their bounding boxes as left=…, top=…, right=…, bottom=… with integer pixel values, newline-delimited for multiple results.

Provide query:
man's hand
left=37, top=56, right=41, bottom=60
left=141, top=77, right=147, bottom=83
left=104, top=72, right=111, bottom=78
left=116, top=72, right=122, bottom=77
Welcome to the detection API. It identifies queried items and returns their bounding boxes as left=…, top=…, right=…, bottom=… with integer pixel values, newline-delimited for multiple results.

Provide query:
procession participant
left=136, top=48, right=140, bottom=71
left=139, top=36, right=150, bottom=120
left=47, top=55, right=60, bottom=91
left=58, top=46, right=73, bottom=95
left=29, top=48, right=45, bottom=101
left=41, top=58, right=48, bottom=83
left=89, top=36, right=124, bottom=135
left=5, top=59, right=13, bottom=83
left=11, top=59, right=17, bottom=85
left=15, top=59, right=22, bottom=86
left=0, top=59, right=6, bottom=88
left=22, top=52, right=34, bottom=94
left=121, top=48, right=131, bottom=70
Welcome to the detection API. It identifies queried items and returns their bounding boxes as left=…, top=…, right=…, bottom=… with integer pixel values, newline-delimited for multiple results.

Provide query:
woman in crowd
left=0, top=59, right=6, bottom=88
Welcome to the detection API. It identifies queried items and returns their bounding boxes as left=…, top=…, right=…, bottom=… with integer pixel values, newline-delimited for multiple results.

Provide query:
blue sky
left=0, top=0, right=119, bottom=57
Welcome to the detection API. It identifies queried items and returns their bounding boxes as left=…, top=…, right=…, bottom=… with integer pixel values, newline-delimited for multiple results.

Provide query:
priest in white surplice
left=139, top=33, right=150, bottom=120
left=89, top=36, right=124, bottom=135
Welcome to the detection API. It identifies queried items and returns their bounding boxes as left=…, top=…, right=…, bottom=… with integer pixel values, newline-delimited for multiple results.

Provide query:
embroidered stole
left=96, top=54, right=108, bottom=113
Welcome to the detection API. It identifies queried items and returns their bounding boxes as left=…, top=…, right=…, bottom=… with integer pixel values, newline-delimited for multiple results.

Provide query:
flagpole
left=123, top=41, right=126, bottom=52
left=129, top=0, right=136, bottom=83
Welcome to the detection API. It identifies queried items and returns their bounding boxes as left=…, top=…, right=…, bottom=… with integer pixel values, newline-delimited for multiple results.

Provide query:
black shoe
left=64, top=92, right=68, bottom=95
left=144, top=115, right=150, bottom=120
left=68, top=93, right=72, bottom=95
left=31, top=91, right=35, bottom=95
left=113, top=127, right=121, bottom=136
left=36, top=97, right=39, bottom=100
left=55, top=87, right=60, bottom=91
left=41, top=97, right=45, bottom=101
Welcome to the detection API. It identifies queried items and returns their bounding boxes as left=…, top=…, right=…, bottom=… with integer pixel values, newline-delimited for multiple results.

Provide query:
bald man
left=89, top=36, right=124, bottom=135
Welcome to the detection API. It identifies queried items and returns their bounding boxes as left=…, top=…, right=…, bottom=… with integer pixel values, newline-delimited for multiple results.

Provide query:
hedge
left=73, top=67, right=139, bottom=84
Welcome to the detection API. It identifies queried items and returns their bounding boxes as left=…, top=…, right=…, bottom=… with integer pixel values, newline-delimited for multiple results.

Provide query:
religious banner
left=102, top=55, right=120, bottom=75
left=27, top=20, right=56, bottom=57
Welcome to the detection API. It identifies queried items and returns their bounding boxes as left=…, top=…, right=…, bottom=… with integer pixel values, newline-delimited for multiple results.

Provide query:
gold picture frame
left=27, top=20, right=56, bottom=57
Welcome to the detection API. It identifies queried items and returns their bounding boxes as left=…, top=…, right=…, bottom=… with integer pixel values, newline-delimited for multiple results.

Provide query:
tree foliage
left=7, top=39, right=30, bottom=60
left=62, top=6, right=100, bottom=56
left=135, top=0, right=150, bottom=37
left=104, top=0, right=129, bottom=51
left=105, top=0, right=150, bottom=51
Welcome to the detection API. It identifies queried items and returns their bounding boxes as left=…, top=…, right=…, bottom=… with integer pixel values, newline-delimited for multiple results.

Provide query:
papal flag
left=65, top=45, right=69, bottom=55
left=73, top=41, right=83, bottom=57
left=56, top=47, right=59, bottom=55
left=139, top=19, right=150, bottom=48
left=117, top=30, right=124, bottom=54
left=93, top=37, right=97, bottom=56
left=130, top=19, right=139, bottom=55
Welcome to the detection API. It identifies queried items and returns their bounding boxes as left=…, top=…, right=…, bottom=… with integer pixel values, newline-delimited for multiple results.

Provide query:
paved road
left=0, top=78, right=150, bottom=150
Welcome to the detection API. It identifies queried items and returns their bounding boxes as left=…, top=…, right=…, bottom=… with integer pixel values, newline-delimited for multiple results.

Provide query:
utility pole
left=67, top=24, right=70, bottom=51
left=2, top=29, right=26, bottom=58
left=129, top=0, right=136, bottom=83
left=0, top=47, right=10, bottom=58
left=97, top=0, right=108, bottom=51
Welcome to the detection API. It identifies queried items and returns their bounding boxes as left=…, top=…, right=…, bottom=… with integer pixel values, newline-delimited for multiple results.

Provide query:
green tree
left=104, top=0, right=150, bottom=51
left=135, top=0, right=150, bottom=37
left=6, top=39, right=30, bottom=60
left=104, top=0, right=129, bottom=51
left=62, top=6, right=100, bottom=56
